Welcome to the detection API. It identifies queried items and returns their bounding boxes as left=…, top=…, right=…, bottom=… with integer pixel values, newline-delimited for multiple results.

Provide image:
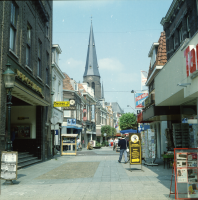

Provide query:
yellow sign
left=54, top=101, right=70, bottom=107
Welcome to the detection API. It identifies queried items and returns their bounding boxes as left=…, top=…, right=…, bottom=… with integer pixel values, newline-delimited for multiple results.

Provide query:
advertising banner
left=129, top=133, right=141, bottom=165
left=135, top=93, right=148, bottom=109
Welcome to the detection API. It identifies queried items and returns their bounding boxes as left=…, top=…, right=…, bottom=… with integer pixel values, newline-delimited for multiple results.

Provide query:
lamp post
left=3, top=61, right=16, bottom=151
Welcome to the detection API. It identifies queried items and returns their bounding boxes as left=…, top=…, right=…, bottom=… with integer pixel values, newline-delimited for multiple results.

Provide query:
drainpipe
left=51, top=64, right=55, bottom=156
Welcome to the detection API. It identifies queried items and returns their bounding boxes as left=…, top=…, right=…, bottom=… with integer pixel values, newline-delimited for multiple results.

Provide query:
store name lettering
left=184, top=45, right=198, bottom=77
left=16, top=69, right=43, bottom=97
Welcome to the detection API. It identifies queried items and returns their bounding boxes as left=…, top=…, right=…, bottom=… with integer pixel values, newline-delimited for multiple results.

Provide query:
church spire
left=101, top=82, right=104, bottom=99
left=83, top=22, right=100, bottom=77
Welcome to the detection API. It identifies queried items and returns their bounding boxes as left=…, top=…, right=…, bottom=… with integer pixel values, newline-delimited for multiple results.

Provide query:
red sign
left=83, top=109, right=87, bottom=121
left=184, top=45, right=198, bottom=77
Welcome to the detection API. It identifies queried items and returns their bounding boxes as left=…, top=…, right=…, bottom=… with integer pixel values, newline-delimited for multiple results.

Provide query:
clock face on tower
left=88, top=77, right=93, bottom=81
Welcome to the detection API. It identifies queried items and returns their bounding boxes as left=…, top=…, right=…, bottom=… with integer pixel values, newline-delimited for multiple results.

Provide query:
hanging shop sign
left=83, top=109, right=87, bottom=121
left=16, top=69, right=44, bottom=98
left=54, top=101, right=70, bottom=107
left=1, top=151, right=18, bottom=180
left=184, top=45, right=198, bottom=79
left=135, top=93, right=148, bottom=109
left=129, top=133, right=141, bottom=165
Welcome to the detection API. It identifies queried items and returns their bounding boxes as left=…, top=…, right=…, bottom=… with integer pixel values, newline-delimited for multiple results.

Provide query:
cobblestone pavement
left=0, top=147, right=175, bottom=200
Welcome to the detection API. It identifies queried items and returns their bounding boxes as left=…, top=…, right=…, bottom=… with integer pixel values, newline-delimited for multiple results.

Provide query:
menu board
left=1, top=151, right=18, bottom=180
left=129, top=133, right=141, bottom=165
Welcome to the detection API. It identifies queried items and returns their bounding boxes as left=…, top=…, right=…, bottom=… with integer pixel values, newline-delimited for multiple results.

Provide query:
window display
left=12, top=124, right=31, bottom=139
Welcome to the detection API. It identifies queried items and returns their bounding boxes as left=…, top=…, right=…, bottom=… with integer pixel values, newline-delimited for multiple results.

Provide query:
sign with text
left=1, top=151, right=18, bottom=180
left=135, top=93, right=148, bottom=109
left=129, top=133, right=141, bottom=165
left=54, top=101, right=70, bottom=107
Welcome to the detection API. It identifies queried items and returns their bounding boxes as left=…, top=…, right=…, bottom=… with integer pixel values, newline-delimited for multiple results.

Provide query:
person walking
left=77, top=137, right=80, bottom=151
left=118, top=134, right=128, bottom=164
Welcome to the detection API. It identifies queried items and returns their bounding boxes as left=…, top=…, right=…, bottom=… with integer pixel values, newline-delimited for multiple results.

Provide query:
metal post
left=7, top=89, right=12, bottom=151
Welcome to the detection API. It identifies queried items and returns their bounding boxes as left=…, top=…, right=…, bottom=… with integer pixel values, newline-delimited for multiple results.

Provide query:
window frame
left=26, top=24, right=31, bottom=67
left=46, top=52, right=50, bottom=85
left=10, top=1, right=18, bottom=52
left=179, top=26, right=183, bottom=44
left=37, top=40, right=42, bottom=78
left=64, top=110, right=71, bottom=117
left=187, top=16, right=191, bottom=38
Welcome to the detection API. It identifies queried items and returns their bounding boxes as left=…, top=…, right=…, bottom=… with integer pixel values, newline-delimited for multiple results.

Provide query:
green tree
left=119, top=112, right=137, bottom=130
left=111, top=127, right=117, bottom=136
left=101, top=125, right=112, bottom=137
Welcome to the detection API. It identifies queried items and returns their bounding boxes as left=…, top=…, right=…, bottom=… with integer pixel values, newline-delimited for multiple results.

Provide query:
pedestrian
left=77, top=137, right=80, bottom=151
left=113, top=137, right=118, bottom=151
left=111, top=138, right=113, bottom=147
left=11, top=128, right=16, bottom=151
left=118, top=134, right=129, bottom=164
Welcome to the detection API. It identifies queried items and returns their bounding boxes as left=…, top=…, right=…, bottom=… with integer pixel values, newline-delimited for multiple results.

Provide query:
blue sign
left=67, top=119, right=76, bottom=126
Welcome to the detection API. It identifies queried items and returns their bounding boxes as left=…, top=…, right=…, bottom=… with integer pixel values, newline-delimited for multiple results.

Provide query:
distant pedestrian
left=118, top=135, right=129, bottom=164
left=77, top=137, right=80, bottom=150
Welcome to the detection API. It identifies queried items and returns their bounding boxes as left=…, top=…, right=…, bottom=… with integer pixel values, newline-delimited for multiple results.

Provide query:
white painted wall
left=155, top=33, right=198, bottom=106
left=11, top=106, right=36, bottom=139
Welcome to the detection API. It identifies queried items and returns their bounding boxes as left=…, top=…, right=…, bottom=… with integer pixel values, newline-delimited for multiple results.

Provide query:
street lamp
left=3, top=61, right=16, bottom=151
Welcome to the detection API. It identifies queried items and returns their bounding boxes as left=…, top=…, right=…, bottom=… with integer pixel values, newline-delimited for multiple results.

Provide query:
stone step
left=18, top=153, right=34, bottom=159
left=18, top=159, right=41, bottom=169
left=18, top=156, right=38, bottom=163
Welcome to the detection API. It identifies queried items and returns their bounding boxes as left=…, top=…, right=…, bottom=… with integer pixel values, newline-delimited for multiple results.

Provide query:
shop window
left=26, top=24, right=31, bottom=67
left=64, top=110, right=71, bottom=117
left=46, top=52, right=49, bottom=85
left=10, top=1, right=18, bottom=52
left=37, top=40, right=42, bottom=77
left=187, top=16, right=191, bottom=38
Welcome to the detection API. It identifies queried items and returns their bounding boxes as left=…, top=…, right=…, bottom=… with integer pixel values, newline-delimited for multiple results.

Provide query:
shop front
left=154, top=32, right=198, bottom=149
left=7, top=57, right=51, bottom=161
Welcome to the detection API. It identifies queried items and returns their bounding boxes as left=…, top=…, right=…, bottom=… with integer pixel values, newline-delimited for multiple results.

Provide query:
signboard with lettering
left=135, top=93, right=148, bottom=109
left=54, top=101, right=70, bottom=107
left=129, top=133, right=141, bottom=165
left=1, top=151, right=18, bottom=180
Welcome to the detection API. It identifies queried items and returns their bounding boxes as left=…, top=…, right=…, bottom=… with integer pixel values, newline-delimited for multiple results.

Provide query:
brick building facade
left=0, top=1, right=53, bottom=163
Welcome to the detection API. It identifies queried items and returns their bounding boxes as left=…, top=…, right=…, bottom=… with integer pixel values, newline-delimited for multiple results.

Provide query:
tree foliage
left=101, top=125, right=112, bottom=137
left=119, top=112, right=137, bottom=130
left=111, top=127, right=117, bottom=136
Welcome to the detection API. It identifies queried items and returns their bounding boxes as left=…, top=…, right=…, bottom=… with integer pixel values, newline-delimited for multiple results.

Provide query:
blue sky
left=53, top=0, right=172, bottom=113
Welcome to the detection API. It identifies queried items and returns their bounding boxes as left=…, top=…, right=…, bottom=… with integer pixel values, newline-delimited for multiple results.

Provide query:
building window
left=46, top=52, right=49, bottom=85
left=64, top=110, right=71, bottom=117
left=37, top=40, right=42, bottom=77
left=92, top=82, right=95, bottom=95
left=10, top=2, right=18, bottom=51
left=73, top=110, right=76, bottom=119
left=187, top=16, right=191, bottom=38
left=179, top=27, right=183, bottom=44
left=46, top=22, right=49, bottom=38
left=26, top=24, right=31, bottom=67
left=55, top=50, right=58, bottom=65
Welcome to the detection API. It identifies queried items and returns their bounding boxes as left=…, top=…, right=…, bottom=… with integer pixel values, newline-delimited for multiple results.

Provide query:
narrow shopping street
left=1, top=147, right=174, bottom=200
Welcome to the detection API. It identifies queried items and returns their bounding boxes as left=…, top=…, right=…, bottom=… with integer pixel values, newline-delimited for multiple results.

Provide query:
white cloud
left=63, top=58, right=84, bottom=69
left=62, top=19, right=64, bottom=22
left=98, top=58, right=124, bottom=71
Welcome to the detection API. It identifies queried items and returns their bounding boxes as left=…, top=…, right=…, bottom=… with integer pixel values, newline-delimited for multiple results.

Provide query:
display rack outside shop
left=143, top=129, right=158, bottom=166
left=174, top=148, right=198, bottom=199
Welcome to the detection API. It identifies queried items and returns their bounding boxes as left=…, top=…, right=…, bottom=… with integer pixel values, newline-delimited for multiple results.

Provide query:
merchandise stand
left=144, top=129, right=158, bottom=166
left=174, top=148, right=198, bottom=200
left=61, top=134, right=78, bottom=156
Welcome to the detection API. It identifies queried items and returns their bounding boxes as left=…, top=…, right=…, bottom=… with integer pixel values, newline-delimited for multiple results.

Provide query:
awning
left=67, top=126, right=82, bottom=129
left=120, top=129, right=139, bottom=134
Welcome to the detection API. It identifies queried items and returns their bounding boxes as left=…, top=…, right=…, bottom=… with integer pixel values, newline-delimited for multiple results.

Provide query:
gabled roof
left=147, top=32, right=167, bottom=78
left=106, top=102, right=124, bottom=114
left=83, top=23, right=100, bottom=77
left=63, top=73, right=74, bottom=90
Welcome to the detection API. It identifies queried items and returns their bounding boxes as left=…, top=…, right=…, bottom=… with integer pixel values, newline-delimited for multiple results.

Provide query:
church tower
left=83, top=22, right=101, bottom=100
